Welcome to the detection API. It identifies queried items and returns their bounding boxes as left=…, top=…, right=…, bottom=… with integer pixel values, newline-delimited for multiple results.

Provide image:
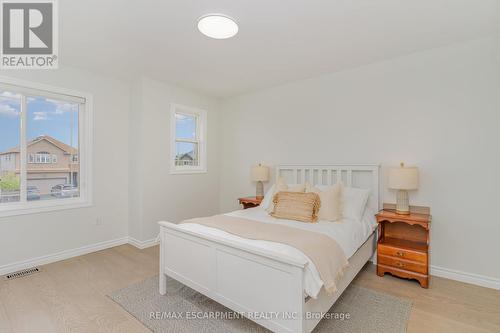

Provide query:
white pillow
left=261, top=184, right=275, bottom=210
left=298, top=184, right=370, bottom=221
left=343, top=187, right=371, bottom=221
left=306, top=183, right=343, bottom=222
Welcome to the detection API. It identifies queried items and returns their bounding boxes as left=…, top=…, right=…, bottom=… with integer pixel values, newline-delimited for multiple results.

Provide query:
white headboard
left=276, top=164, right=380, bottom=212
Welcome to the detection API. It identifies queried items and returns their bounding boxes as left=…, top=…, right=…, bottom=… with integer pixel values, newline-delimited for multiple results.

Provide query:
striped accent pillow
left=271, top=191, right=321, bottom=223
left=266, top=178, right=306, bottom=214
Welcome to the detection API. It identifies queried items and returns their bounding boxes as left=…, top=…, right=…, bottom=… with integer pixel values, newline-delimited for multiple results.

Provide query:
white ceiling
left=60, top=0, right=500, bottom=97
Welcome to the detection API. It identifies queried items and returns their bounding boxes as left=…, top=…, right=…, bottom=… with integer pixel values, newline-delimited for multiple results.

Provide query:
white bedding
left=177, top=207, right=377, bottom=298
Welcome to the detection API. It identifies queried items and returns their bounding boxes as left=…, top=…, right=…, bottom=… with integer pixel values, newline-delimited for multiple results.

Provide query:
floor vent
left=4, top=267, right=40, bottom=280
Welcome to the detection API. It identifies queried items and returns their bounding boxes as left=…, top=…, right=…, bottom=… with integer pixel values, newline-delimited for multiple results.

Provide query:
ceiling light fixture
left=197, top=14, right=238, bottom=39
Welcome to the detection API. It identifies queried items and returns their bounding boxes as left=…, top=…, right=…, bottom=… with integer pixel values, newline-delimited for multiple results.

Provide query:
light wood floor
left=1, top=245, right=499, bottom=333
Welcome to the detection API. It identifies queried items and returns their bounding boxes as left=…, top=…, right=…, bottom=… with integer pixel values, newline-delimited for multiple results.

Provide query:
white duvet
left=176, top=207, right=377, bottom=298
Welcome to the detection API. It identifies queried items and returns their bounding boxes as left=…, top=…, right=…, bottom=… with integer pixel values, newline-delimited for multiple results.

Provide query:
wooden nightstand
left=238, top=196, right=263, bottom=209
left=376, top=206, right=431, bottom=288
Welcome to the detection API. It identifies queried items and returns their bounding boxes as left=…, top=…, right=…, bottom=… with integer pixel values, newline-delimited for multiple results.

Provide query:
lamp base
left=395, top=189, right=410, bottom=215
left=256, top=181, right=264, bottom=200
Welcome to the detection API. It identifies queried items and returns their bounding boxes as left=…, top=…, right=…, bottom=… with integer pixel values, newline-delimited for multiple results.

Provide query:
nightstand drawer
left=378, top=254, right=428, bottom=274
left=378, top=244, right=427, bottom=264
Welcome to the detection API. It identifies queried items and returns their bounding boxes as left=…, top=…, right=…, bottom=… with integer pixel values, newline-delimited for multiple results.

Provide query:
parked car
left=0, top=190, right=20, bottom=203
left=27, top=186, right=41, bottom=201
left=51, top=184, right=79, bottom=198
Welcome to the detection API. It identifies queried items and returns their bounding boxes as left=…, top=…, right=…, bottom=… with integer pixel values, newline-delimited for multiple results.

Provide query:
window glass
left=26, top=96, right=80, bottom=201
left=175, top=142, right=199, bottom=167
left=175, top=113, right=197, bottom=140
left=0, top=91, right=21, bottom=203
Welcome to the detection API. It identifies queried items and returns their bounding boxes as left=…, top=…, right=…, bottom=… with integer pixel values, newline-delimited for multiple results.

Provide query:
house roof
left=178, top=151, right=195, bottom=160
left=0, top=135, right=78, bottom=155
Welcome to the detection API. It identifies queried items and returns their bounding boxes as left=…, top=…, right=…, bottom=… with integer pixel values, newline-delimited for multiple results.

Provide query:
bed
left=158, top=164, right=379, bottom=333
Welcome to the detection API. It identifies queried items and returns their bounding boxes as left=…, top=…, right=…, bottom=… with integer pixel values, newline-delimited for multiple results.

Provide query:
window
left=170, top=104, right=207, bottom=174
left=0, top=78, right=92, bottom=217
left=35, top=152, right=52, bottom=164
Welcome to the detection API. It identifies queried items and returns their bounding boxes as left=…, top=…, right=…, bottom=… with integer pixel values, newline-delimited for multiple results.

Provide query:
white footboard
left=159, top=221, right=308, bottom=333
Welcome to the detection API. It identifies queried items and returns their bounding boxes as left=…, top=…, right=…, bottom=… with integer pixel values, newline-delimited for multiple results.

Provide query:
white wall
left=219, top=37, right=500, bottom=280
left=0, top=66, right=131, bottom=268
left=128, top=78, right=221, bottom=241
left=128, top=79, right=144, bottom=241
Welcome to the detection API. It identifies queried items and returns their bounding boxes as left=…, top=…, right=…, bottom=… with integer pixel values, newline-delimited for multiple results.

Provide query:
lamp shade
left=388, top=165, right=419, bottom=190
left=251, top=164, right=269, bottom=182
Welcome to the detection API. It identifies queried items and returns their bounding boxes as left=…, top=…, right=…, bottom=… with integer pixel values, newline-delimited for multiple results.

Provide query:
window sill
left=170, top=168, right=207, bottom=175
left=0, top=198, right=92, bottom=218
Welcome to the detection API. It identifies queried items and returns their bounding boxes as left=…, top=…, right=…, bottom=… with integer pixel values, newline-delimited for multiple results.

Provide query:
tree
left=0, top=172, right=20, bottom=191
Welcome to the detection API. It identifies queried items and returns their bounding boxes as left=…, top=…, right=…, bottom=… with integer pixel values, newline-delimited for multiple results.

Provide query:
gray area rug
left=109, top=276, right=411, bottom=333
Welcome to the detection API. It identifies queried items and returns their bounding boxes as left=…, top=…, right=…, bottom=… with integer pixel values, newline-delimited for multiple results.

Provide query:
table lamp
left=251, top=164, right=269, bottom=200
left=388, top=162, right=419, bottom=215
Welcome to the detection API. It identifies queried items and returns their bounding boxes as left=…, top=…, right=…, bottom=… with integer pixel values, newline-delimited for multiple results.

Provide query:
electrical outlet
left=95, top=217, right=103, bottom=226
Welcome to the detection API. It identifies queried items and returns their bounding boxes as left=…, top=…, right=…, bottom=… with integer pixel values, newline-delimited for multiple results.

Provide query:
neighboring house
left=176, top=151, right=196, bottom=166
left=0, top=135, right=79, bottom=195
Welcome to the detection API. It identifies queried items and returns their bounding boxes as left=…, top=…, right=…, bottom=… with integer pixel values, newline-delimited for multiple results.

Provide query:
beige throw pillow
left=306, top=182, right=344, bottom=222
left=271, top=191, right=321, bottom=223
left=266, top=177, right=306, bottom=213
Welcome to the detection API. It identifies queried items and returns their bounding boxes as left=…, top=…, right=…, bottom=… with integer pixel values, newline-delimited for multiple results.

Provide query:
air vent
left=4, top=267, right=40, bottom=280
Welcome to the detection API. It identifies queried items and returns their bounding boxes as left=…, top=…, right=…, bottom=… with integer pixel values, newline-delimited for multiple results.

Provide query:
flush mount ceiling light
left=197, top=14, right=238, bottom=39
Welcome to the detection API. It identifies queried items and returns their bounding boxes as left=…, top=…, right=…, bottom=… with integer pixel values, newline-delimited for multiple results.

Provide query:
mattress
left=176, top=206, right=377, bottom=298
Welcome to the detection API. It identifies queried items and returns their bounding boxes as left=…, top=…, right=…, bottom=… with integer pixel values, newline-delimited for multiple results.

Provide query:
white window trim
left=170, top=103, right=207, bottom=174
left=35, top=152, right=51, bottom=164
left=0, top=76, right=93, bottom=218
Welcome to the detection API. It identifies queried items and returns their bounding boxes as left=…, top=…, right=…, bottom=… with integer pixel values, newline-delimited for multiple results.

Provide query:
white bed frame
left=158, top=164, right=379, bottom=333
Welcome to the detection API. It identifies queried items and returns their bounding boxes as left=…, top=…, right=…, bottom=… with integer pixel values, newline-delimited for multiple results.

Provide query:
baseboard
left=0, top=235, right=160, bottom=276
left=371, top=260, right=500, bottom=290
left=430, top=265, right=500, bottom=290
left=0, top=237, right=129, bottom=276
left=127, top=236, right=159, bottom=250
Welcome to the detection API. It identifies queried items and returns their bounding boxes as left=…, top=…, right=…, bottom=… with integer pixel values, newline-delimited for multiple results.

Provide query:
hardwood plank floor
left=1, top=245, right=499, bottom=333
left=354, top=265, right=500, bottom=333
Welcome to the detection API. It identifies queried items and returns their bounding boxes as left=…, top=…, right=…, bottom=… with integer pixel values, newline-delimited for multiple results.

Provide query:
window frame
left=0, top=76, right=93, bottom=218
left=170, top=103, right=207, bottom=174
left=36, top=152, right=51, bottom=164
